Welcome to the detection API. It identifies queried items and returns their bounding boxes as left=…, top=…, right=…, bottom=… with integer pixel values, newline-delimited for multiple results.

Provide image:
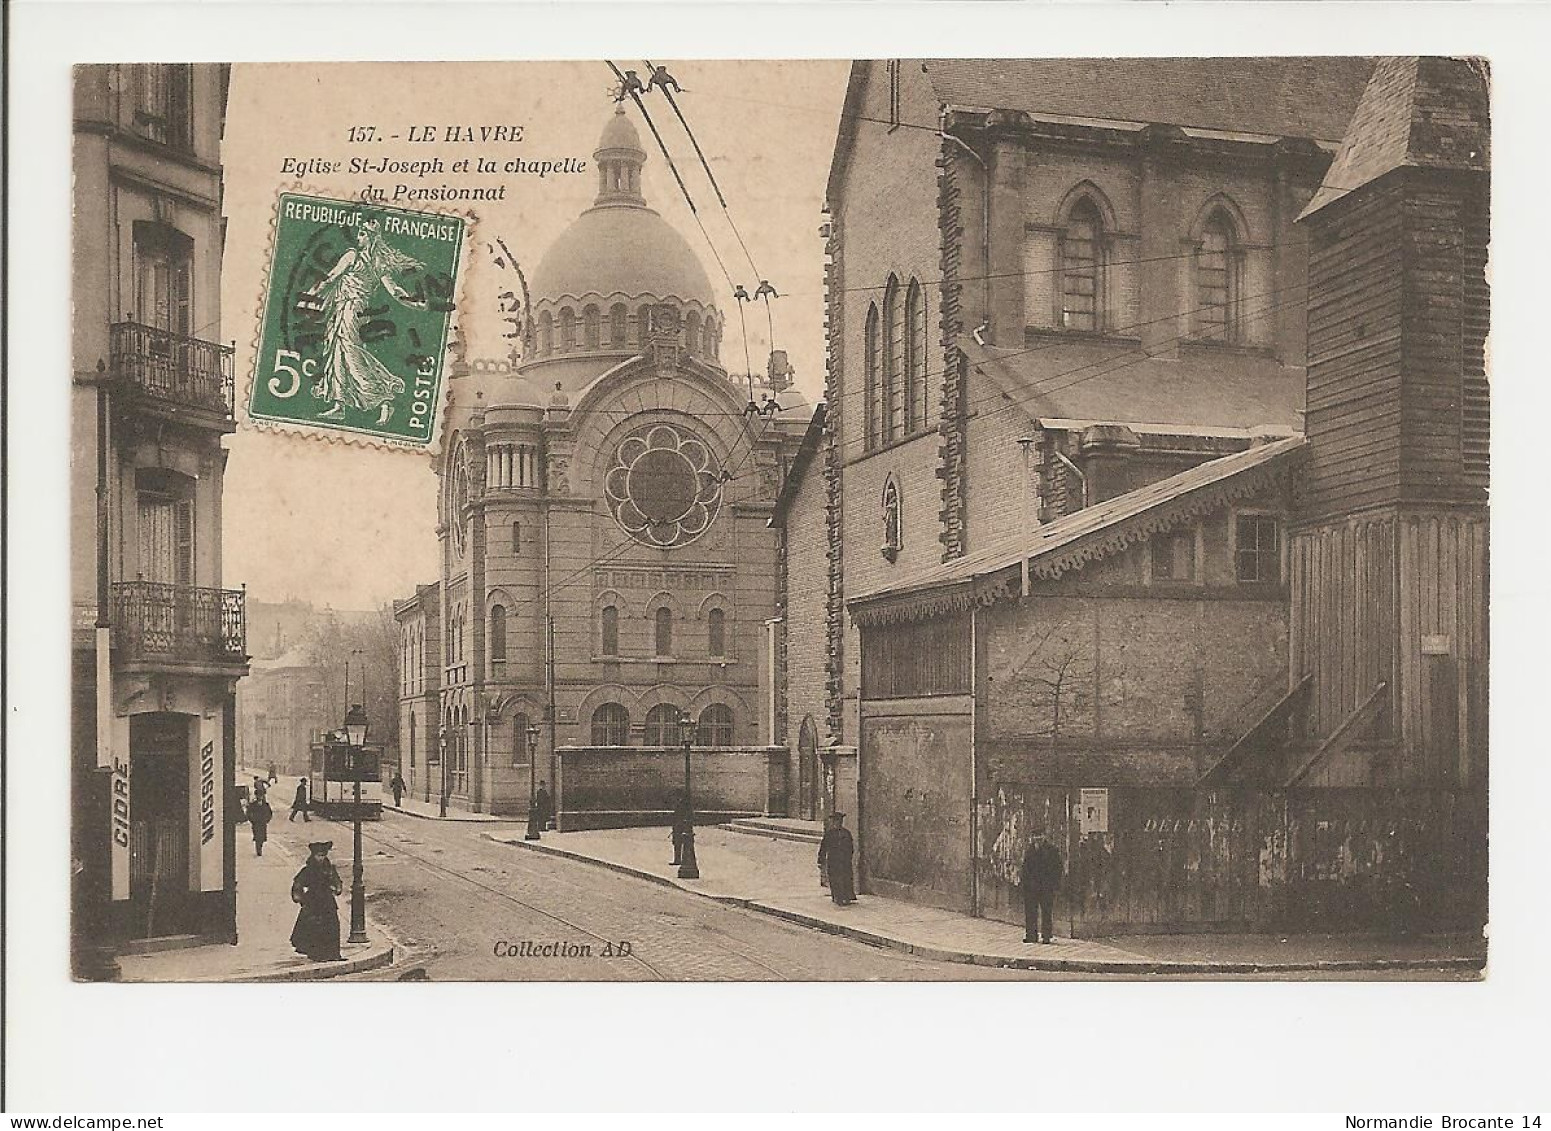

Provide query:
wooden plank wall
left=1289, top=516, right=1398, bottom=780
left=1291, top=511, right=1488, bottom=786
left=1300, top=182, right=1406, bottom=523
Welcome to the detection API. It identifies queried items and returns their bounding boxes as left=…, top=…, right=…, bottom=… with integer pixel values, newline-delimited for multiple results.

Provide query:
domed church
left=395, top=105, right=813, bottom=816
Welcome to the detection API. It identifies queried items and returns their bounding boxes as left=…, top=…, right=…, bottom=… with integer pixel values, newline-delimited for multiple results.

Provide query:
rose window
left=605, top=423, right=723, bottom=548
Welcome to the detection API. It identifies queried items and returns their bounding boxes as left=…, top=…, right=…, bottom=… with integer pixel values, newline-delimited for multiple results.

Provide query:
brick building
left=71, top=64, right=248, bottom=971
left=778, top=58, right=1487, bottom=933
left=396, top=106, right=810, bottom=816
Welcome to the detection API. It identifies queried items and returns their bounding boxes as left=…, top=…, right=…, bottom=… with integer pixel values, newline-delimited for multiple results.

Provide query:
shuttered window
left=860, top=614, right=971, bottom=699
left=1197, top=211, right=1238, bottom=342
left=1062, top=201, right=1102, bottom=331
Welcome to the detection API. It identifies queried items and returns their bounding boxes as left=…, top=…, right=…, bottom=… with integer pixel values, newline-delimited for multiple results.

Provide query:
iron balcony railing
left=111, top=582, right=246, bottom=665
left=110, top=321, right=235, bottom=416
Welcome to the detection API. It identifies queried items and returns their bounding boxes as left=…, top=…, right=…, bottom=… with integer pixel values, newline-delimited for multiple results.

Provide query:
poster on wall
left=1079, top=788, right=1110, bottom=837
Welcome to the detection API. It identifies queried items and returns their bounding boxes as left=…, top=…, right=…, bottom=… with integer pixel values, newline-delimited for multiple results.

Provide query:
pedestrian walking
left=266, top=761, right=278, bottom=784
left=389, top=771, right=406, bottom=809
left=817, top=812, right=856, bottom=906
left=528, top=781, right=552, bottom=839
left=289, top=776, right=310, bottom=822
left=1021, top=828, right=1065, bottom=944
left=289, top=841, right=344, bottom=962
left=248, top=790, right=273, bottom=857
left=670, top=790, right=693, bottom=865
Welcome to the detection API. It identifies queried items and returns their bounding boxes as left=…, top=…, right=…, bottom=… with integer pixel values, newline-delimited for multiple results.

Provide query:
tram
left=308, top=734, right=384, bottom=820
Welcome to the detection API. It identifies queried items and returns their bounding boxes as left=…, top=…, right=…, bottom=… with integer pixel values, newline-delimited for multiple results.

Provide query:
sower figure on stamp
left=528, top=781, right=553, bottom=839
left=247, top=788, right=273, bottom=857
left=290, top=841, right=344, bottom=962
left=289, top=776, right=310, bottom=822
left=301, top=218, right=426, bottom=425
left=817, top=813, right=856, bottom=906
left=1021, top=828, right=1065, bottom=944
left=670, top=790, right=693, bottom=866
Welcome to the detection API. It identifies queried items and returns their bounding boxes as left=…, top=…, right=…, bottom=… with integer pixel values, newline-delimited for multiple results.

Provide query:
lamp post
left=677, top=710, right=699, bottom=880
left=524, top=722, right=543, bottom=841
left=438, top=729, right=449, bottom=818
left=344, top=702, right=369, bottom=945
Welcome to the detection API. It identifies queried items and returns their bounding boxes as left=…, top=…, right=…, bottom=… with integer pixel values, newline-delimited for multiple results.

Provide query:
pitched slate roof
left=922, top=57, right=1374, bottom=142
left=848, top=435, right=1304, bottom=619
left=1300, top=56, right=1490, bottom=219
left=961, top=337, right=1305, bottom=433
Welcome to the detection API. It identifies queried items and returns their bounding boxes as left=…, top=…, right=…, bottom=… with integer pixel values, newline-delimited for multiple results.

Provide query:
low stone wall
left=554, top=745, right=787, bottom=831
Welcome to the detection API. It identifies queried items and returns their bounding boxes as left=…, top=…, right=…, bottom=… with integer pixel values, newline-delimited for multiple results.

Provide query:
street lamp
left=524, top=722, right=543, bottom=841
left=438, top=730, right=449, bottom=818
left=344, top=702, right=369, bottom=945
left=677, top=709, right=699, bottom=880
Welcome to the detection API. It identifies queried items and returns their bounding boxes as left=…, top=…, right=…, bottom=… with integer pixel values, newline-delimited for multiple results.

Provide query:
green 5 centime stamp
left=250, top=193, right=466, bottom=446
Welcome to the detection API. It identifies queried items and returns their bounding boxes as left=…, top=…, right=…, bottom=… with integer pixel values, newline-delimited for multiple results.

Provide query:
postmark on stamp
left=248, top=192, right=469, bottom=447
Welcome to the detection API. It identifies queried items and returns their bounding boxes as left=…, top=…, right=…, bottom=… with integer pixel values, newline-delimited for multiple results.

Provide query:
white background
left=7, top=0, right=1551, bottom=1115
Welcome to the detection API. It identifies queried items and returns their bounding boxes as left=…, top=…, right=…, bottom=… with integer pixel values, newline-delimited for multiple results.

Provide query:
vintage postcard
left=65, top=55, right=1490, bottom=989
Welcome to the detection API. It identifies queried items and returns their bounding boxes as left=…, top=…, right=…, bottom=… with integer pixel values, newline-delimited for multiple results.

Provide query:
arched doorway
left=797, top=716, right=819, bottom=821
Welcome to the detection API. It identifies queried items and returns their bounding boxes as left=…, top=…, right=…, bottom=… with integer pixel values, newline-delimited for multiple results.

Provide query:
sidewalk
left=486, top=825, right=1486, bottom=975
left=116, top=826, right=396, bottom=983
left=382, top=794, right=518, bottom=823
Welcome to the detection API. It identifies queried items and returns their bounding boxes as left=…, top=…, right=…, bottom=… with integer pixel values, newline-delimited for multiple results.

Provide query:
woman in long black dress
left=290, top=841, right=344, bottom=961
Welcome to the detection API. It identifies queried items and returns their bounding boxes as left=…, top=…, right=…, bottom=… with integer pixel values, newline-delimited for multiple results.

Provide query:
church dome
left=521, top=105, right=724, bottom=388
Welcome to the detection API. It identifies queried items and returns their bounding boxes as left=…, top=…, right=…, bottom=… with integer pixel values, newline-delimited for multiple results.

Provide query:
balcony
left=110, top=321, right=235, bottom=418
left=111, top=582, right=247, bottom=669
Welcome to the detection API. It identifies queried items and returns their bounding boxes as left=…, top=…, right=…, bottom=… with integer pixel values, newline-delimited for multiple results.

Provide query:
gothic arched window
left=1197, top=207, right=1241, bottom=342
left=905, top=278, right=927, bottom=434
left=707, top=608, right=726, bottom=658
left=489, top=604, right=507, bottom=666
left=1062, top=198, right=1103, bottom=332
left=883, top=276, right=903, bottom=442
left=864, top=303, right=881, bottom=451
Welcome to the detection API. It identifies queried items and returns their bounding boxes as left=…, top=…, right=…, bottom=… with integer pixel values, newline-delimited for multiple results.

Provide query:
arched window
left=583, top=304, right=601, bottom=348
left=883, top=276, right=903, bottom=442
left=702, top=316, right=717, bottom=357
left=489, top=604, right=507, bottom=666
left=644, top=703, right=684, bottom=747
left=697, top=704, right=735, bottom=747
left=537, top=311, right=553, bottom=355
left=511, top=711, right=530, bottom=766
left=1062, top=198, right=1103, bottom=331
left=408, top=712, right=417, bottom=769
left=685, top=310, right=701, bottom=355
left=559, top=307, right=576, bottom=350
left=905, top=278, right=927, bottom=434
left=654, top=606, right=673, bottom=657
left=591, top=702, right=630, bottom=746
left=512, top=521, right=522, bottom=555
left=601, top=605, right=619, bottom=656
left=864, top=303, right=881, bottom=450
left=707, top=608, right=726, bottom=658
left=609, top=303, right=628, bottom=346
left=637, top=304, right=653, bottom=348
left=1197, top=208, right=1239, bottom=342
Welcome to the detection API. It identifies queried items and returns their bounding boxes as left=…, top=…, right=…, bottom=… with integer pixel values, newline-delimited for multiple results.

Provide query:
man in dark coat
left=817, top=813, right=856, bottom=906
left=389, top=772, right=406, bottom=808
left=670, top=791, right=694, bottom=865
left=528, top=781, right=552, bottom=839
left=290, top=842, right=344, bottom=961
left=266, top=761, right=278, bottom=784
left=247, top=789, right=273, bottom=856
left=288, top=777, right=310, bottom=822
left=1021, top=829, right=1065, bottom=944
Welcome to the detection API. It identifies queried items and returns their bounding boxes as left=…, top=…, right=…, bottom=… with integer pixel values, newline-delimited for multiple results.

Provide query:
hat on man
left=308, top=841, right=333, bottom=853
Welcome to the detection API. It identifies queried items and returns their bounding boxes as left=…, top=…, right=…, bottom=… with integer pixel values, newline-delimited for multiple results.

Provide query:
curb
left=485, top=833, right=1486, bottom=977
left=385, top=805, right=517, bottom=825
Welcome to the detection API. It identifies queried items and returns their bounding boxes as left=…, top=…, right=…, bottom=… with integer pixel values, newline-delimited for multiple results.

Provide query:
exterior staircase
left=721, top=816, right=825, bottom=845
